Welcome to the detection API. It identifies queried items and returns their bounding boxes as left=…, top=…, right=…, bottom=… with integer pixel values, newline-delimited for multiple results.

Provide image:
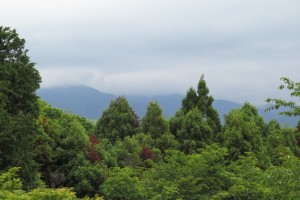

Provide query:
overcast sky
left=1, top=0, right=300, bottom=104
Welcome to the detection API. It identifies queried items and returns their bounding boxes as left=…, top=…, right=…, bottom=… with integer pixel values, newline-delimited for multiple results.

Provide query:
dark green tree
left=0, top=27, right=41, bottom=116
left=182, top=75, right=222, bottom=134
left=95, top=96, right=139, bottom=143
left=170, top=75, right=222, bottom=152
left=0, top=27, right=41, bottom=189
left=141, top=101, right=169, bottom=140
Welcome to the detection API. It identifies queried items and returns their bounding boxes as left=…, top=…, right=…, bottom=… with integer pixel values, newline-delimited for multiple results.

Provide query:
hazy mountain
left=37, top=86, right=183, bottom=119
left=37, top=86, right=115, bottom=119
left=37, top=85, right=298, bottom=127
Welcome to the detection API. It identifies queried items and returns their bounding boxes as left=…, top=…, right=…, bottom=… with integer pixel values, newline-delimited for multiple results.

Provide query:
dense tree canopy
left=2, top=27, right=300, bottom=200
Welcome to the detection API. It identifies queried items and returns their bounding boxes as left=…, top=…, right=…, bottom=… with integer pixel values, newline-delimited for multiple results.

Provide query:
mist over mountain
left=37, top=85, right=298, bottom=127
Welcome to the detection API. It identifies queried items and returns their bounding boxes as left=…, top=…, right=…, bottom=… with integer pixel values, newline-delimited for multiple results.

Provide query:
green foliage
left=142, top=145, right=231, bottom=199
left=213, top=154, right=266, bottom=200
left=266, top=77, right=300, bottom=117
left=0, top=26, right=42, bottom=189
left=0, top=188, right=78, bottom=200
left=262, top=155, right=300, bottom=199
left=68, top=164, right=104, bottom=198
left=170, top=75, right=222, bottom=154
left=0, top=167, right=83, bottom=200
left=114, top=136, right=143, bottom=167
left=155, top=132, right=179, bottom=153
left=265, top=121, right=300, bottom=165
left=2, top=33, right=300, bottom=200
left=182, top=75, right=222, bottom=134
left=223, top=103, right=265, bottom=161
left=0, top=26, right=41, bottom=116
left=178, top=108, right=213, bottom=153
left=141, top=101, right=169, bottom=139
left=95, top=96, right=139, bottom=143
left=101, top=167, right=145, bottom=200
left=0, top=167, right=22, bottom=191
left=95, top=139, right=118, bottom=168
left=60, top=119, right=89, bottom=155
left=26, top=188, right=78, bottom=200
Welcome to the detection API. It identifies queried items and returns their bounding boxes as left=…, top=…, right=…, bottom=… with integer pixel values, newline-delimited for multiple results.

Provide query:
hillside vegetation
left=1, top=26, right=300, bottom=199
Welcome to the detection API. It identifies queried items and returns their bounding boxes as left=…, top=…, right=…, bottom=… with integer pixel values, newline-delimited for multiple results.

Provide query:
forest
left=1, top=26, right=300, bottom=200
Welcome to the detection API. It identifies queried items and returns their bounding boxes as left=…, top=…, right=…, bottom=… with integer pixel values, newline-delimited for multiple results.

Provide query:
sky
left=1, top=0, right=300, bottom=105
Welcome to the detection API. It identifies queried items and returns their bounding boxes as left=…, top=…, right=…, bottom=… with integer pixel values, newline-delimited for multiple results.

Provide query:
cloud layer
left=1, top=0, right=300, bottom=104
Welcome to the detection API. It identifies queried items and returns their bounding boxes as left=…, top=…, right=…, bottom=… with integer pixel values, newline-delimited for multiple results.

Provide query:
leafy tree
left=155, top=132, right=179, bottom=154
left=68, top=163, right=104, bottom=198
left=266, top=77, right=300, bottom=117
left=95, top=139, right=118, bottom=168
left=101, top=167, right=145, bottom=200
left=213, top=153, right=267, bottom=200
left=0, top=167, right=85, bottom=199
left=95, top=96, right=139, bottom=143
left=142, top=145, right=231, bottom=200
left=223, top=103, right=266, bottom=162
left=0, top=26, right=42, bottom=189
left=246, top=154, right=300, bottom=200
left=265, top=119, right=300, bottom=165
left=60, top=119, right=89, bottom=157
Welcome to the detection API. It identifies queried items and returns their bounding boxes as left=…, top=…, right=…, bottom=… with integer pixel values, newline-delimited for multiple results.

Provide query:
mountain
left=37, top=86, right=183, bottom=119
left=37, top=86, right=115, bottom=119
left=37, top=85, right=298, bottom=127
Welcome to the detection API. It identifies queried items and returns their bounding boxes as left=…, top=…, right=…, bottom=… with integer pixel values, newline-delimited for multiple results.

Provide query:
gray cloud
left=1, top=0, right=300, bottom=104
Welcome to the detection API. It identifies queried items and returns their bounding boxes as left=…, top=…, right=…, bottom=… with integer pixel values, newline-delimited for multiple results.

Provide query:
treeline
left=1, top=26, right=300, bottom=199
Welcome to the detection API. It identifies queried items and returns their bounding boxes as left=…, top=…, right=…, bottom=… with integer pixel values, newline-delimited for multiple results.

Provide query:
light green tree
left=101, top=167, right=145, bottom=200
left=170, top=75, right=222, bottom=151
left=223, top=103, right=266, bottom=162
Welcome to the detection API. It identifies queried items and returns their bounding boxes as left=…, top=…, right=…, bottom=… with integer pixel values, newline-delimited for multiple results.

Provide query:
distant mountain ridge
left=37, top=85, right=298, bottom=127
